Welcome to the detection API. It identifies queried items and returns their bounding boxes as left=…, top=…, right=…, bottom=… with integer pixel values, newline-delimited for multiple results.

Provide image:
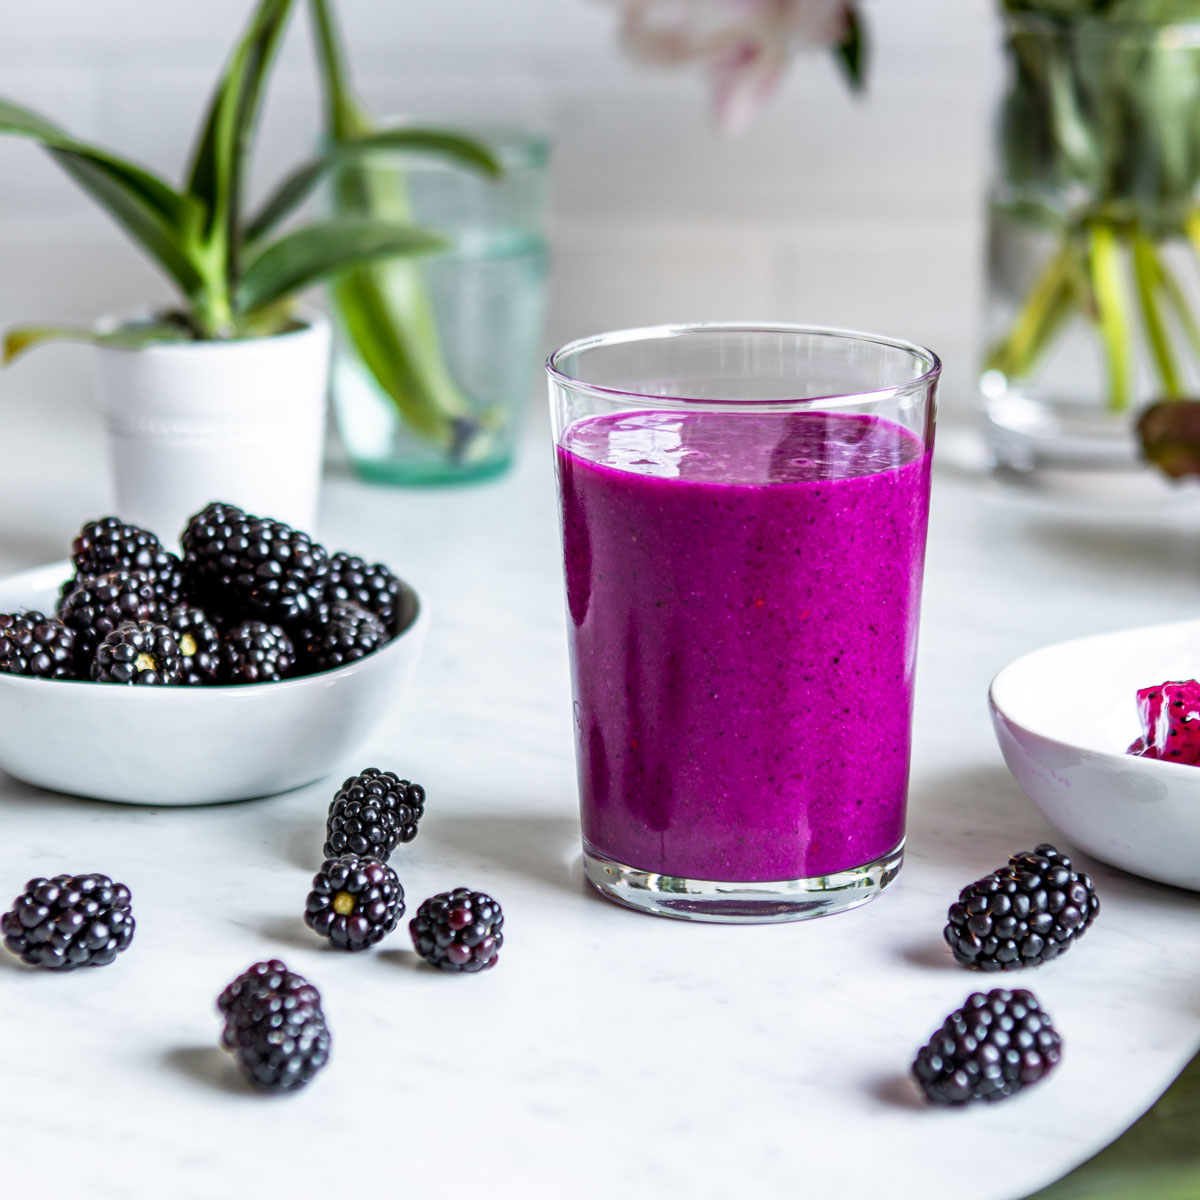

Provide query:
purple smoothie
left=556, top=409, right=932, bottom=882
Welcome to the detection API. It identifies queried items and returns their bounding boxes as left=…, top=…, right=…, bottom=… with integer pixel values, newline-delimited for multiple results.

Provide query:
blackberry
left=221, top=620, right=295, bottom=684
left=60, top=570, right=162, bottom=667
left=912, top=988, right=1062, bottom=1105
left=324, top=768, right=425, bottom=860
left=0, top=611, right=76, bottom=679
left=327, top=553, right=403, bottom=633
left=92, top=621, right=183, bottom=685
left=945, top=843, right=1100, bottom=971
left=410, top=887, right=503, bottom=973
left=181, top=502, right=329, bottom=624
left=304, top=854, right=405, bottom=951
left=166, top=605, right=221, bottom=685
left=218, top=960, right=330, bottom=1093
left=302, top=602, right=387, bottom=673
left=2, top=873, right=135, bottom=969
left=71, top=517, right=186, bottom=608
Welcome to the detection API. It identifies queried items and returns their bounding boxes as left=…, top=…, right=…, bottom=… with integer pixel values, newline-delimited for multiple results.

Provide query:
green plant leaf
left=235, top=219, right=447, bottom=315
left=184, top=0, right=295, bottom=276
left=1087, top=221, right=1135, bottom=411
left=3, top=319, right=192, bottom=365
left=1022, top=1047, right=1200, bottom=1198
left=1131, top=231, right=1183, bottom=396
left=0, top=98, right=205, bottom=298
left=308, top=0, right=372, bottom=141
left=308, top=0, right=485, bottom=460
left=244, top=127, right=504, bottom=245
left=0, top=99, right=199, bottom=232
left=834, top=6, right=868, bottom=92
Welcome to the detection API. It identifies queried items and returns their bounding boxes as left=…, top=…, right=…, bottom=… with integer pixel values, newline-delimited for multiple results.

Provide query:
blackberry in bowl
left=71, top=517, right=186, bottom=608
left=326, top=553, right=403, bottom=632
left=93, top=621, right=184, bottom=685
left=60, top=569, right=162, bottom=668
left=221, top=621, right=296, bottom=684
left=0, top=612, right=75, bottom=679
left=182, top=502, right=329, bottom=625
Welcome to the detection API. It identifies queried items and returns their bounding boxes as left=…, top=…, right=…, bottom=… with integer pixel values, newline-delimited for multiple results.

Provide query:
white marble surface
left=1, top=407, right=1200, bottom=1200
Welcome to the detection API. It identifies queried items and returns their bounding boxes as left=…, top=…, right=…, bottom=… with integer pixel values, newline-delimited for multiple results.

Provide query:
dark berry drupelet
left=2, top=873, right=135, bottom=969
left=410, top=887, right=503, bottom=973
left=326, top=553, right=403, bottom=633
left=302, top=602, right=388, bottom=673
left=912, top=988, right=1062, bottom=1105
left=945, top=844, right=1100, bottom=972
left=60, top=569, right=162, bottom=668
left=324, top=768, right=425, bottom=860
left=92, top=621, right=183, bottom=685
left=218, top=960, right=330, bottom=1093
left=166, top=605, right=222, bottom=685
left=181, top=502, right=329, bottom=625
left=0, top=611, right=75, bottom=679
left=220, top=620, right=295, bottom=684
left=71, top=517, right=186, bottom=608
left=304, top=854, right=405, bottom=951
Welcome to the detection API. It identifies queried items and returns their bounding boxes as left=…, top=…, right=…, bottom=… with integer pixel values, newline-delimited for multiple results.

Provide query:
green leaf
left=0, top=98, right=205, bottom=297
left=308, top=0, right=372, bottom=141
left=185, top=0, right=295, bottom=262
left=308, top=0, right=484, bottom=459
left=244, top=127, right=504, bottom=245
left=1087, top=221, right=1135, bottom=411
left=4, top=319, right=192, bottom=365
left=1022, top=1047, right=1200, bottom=1198
left=1131, top=231, right=1183, bottom=396
left=834, top=6, right=868, bottom=92
left=0, top=99, right=199, bottom=232
left=235, top=219, right=447, bottom=315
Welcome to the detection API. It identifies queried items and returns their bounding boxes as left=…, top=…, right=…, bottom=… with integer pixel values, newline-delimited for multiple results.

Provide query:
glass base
left=981, top=390, right=1140, bottom=474
left=350, top=454, right=514, bottom=488
left=583, top=840, right=904, bottom=924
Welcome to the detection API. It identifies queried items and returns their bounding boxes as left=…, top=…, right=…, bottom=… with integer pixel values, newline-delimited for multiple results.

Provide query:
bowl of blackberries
left=0, top=503, right=427, bottom=805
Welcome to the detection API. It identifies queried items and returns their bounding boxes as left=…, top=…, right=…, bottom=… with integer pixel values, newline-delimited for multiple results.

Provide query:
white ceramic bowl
left=990, top=618, right=1200, bottom=891
left=0, top=561, right=428, bottom=805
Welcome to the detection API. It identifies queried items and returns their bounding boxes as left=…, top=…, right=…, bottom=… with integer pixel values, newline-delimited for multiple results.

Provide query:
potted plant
left=0, top=0, right=500, bottom=536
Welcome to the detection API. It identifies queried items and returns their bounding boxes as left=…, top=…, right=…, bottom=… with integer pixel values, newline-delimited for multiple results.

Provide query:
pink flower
left=609, top=0, right=857, bottom=133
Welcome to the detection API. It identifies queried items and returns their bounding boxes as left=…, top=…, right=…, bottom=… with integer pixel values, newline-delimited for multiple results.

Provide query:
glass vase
left=980, top=13, right=1200, bottom=474
left=329, top=129, right=550, bottom=485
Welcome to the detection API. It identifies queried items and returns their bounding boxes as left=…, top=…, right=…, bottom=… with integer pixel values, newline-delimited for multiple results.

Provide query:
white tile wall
left=0, top=0, right=1004, bottom=420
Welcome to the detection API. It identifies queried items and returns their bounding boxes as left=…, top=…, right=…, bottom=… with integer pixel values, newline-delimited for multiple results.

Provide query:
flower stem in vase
left=309, top=0, right=488, bottom=465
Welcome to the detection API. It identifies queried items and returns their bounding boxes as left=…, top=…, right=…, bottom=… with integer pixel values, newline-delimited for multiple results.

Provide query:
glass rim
left=546, top=322, right=942, bottom=411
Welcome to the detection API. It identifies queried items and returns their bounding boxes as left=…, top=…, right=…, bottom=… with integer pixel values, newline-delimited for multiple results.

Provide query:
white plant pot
left=91, top=315, right=332, bottom=543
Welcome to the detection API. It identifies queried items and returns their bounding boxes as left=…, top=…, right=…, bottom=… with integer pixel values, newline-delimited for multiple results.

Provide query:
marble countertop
left=1, top=406, right=1198, bottom=1200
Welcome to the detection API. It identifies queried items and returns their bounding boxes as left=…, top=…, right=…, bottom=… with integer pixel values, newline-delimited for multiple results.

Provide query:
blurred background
left=0, top=0, right=997, bottom=426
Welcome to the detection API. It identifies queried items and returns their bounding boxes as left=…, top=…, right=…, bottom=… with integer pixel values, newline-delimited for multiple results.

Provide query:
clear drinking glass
left=330, top=129, right=550, bottom=485
left=548, top=324, right=940, bottom=923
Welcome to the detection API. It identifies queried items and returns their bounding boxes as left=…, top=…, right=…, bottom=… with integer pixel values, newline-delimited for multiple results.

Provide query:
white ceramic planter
left=91, top=315, right=332, bottom=544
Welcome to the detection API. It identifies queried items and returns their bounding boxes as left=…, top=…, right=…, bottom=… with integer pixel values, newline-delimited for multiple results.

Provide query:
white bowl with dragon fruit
left=0, top=505, right=427, bottom=805
left=990, top=617, right=1200, bottom=892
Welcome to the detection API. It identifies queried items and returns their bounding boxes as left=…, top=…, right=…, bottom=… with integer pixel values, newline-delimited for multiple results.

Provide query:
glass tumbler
left=547, top=324, right=940, bottom=923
